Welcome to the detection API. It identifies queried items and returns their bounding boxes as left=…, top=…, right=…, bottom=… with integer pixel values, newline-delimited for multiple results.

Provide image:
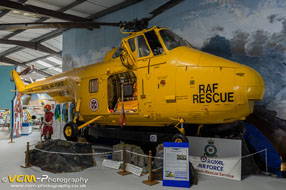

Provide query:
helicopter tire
left=64, top=122, right=78, bottom=141
left=172, top=133, right=188, bottom=143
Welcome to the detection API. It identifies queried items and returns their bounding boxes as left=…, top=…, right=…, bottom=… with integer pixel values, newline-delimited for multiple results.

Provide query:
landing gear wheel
left=64, top=122, right=78, bottom=141
left=172, top=133, right=188, bottom=143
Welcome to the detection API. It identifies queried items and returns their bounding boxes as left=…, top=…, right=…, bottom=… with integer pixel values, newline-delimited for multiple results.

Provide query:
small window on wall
left=89, top=79, right=98, bottom=93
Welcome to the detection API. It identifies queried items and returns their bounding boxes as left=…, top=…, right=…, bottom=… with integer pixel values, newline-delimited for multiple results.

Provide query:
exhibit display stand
left=21, top=122, right=32, bottom=135
left=163, top=142, right=190, bottom=188
left=22, top=109, right=32, bottom=136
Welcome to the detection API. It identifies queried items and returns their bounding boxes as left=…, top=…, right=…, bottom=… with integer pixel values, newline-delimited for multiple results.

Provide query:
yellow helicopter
left=7, top=1, right=265, bottom=142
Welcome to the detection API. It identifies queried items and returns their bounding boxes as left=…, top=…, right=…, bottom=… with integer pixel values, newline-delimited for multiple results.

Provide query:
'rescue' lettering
left=193, top=83, right=234, bottom=103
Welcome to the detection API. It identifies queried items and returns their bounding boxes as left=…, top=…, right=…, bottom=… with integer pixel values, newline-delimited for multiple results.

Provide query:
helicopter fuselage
left=11, top=27, right=265, bottom=128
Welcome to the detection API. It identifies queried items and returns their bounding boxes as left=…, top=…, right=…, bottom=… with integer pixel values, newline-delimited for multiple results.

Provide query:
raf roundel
left=89, top=98, right=99, bottom=112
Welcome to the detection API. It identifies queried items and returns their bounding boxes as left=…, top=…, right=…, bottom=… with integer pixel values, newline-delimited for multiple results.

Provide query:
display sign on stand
left=187, top=136, right=241, bottom=181
left=163, top=142, right=190, bottom=188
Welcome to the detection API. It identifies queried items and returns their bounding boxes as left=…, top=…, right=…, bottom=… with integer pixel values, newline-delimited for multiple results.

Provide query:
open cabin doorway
left=108, top=71, right=137, bottom=113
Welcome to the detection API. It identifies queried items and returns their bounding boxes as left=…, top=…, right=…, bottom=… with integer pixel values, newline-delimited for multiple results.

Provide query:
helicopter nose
left=240, top=65, right=265, bottom=101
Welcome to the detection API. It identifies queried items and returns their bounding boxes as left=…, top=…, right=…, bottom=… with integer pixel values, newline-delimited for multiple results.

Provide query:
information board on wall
left=187, top=136, right=241, bottom=181
left=163, top=142, right=190, bottom=188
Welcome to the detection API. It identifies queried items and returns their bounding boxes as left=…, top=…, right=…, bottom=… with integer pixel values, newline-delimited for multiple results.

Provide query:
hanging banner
left=163, top=142, right=190, bottom=188
left=187, top=136, right=241, bottom=181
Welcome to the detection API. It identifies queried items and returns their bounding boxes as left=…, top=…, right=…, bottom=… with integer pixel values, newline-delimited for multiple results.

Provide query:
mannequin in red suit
left=42, top=104, right=54, bottom=141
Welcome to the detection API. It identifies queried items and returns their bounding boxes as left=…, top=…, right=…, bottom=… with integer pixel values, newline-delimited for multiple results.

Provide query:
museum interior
left=0, top=0, right=285, bottom=189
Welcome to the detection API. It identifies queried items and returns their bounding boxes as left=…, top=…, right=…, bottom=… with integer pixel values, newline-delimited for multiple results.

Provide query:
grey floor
left=0, top=127, right=10, bottom=140
left=0, top=129, right=285, bottom=190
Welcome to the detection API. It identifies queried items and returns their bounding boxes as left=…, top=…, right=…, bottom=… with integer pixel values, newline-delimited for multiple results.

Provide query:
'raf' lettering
left=193, top=83, right=234, bottom=103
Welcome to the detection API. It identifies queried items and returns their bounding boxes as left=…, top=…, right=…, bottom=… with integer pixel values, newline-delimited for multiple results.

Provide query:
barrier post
left=21, top=142, right=31, bottom=168
left=9, top=129, right=14, bottom=143
left=142, top=150, right=159, bottom=186
left=118, top=146, right=130, bottom=176
left=8, top=121, right=14, bottom=144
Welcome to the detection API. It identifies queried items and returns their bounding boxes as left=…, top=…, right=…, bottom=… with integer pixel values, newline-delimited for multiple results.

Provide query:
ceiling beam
left=22, top=55, right=52, bottom=65
left=0, top=0, right=143, bottom=78
left=0, top=39, right=61, bottom=57
left=89, top=0, right=143, bottom=19
left=38, top=64, right=61, bottom=72
left=0, top=0, right=90, bottom=22
left=0, top=22, right=101, bottom=31
left=58, top=0, right=87, bottom=13
left=0, top=29, right=64, bottom=57
left=0, top=56, right=52, bottom=77
left=0, top=0, right=86, bottom=57
left=2, top=0, right=87, bottom=40
left=0, top=0, right=88, bottom=77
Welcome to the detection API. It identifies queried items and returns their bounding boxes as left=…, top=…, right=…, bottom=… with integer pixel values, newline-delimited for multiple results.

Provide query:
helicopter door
left=120, top=38, right=136, bottom=69
left=108, top=71, right=137, bottom=113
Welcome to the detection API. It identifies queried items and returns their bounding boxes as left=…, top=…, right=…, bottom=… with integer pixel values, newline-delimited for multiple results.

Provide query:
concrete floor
left=0, top=129, right=285, bottom=190
left=0, top=127, right=10, bottom=140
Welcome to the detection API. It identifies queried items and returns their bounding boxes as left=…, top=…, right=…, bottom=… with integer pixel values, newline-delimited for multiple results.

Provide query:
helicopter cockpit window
left=112, top=43, right=123, bottom=59
left=145, top=30, right=164, bottom=56
left=128, top=38, right=136, bottom=52
left=108, top=71, right=137, bottom=113
left=137, top=35, right=150, bottom=57
left=159, top=29, right=189, bottom=50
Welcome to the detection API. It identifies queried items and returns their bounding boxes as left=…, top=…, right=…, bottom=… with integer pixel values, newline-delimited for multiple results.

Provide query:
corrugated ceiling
left=0, top=0, right=132, bottom=82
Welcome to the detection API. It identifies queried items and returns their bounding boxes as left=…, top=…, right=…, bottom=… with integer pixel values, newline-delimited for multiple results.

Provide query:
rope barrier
left=29, top=144, right=267, bottom=164
left=241, top=148, right=268, bottom=172
left=29, top=145, right=163, bottom=159
left=24, top=142, right=272, bottom=182
left=240, top=149, right=267, bottom=159
left=33, top=148, right=122, bottom=156
left=228, top=149, right=268, bottom=174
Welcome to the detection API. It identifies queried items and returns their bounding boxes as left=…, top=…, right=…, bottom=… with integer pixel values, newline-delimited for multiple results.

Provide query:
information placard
left=163, top=142, right=190, bottom=188
left=126, top=163, right=143, bottom=176
left=102, top=159, right=121, bottom=170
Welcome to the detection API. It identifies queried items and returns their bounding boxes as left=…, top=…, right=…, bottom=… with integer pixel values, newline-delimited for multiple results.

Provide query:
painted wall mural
left=63, top=0, right=286, bottom=119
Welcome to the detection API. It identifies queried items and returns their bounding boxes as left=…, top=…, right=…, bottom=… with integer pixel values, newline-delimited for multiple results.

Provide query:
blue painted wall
left=63, top=0, right=286, bottom=119
left=0, top=65, right=15, bottom=109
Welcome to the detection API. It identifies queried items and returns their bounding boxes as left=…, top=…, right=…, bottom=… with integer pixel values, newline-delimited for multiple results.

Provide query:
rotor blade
left=149, top=0, right=184, bottom=20
left=0, top=22, right=120, bottom=31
